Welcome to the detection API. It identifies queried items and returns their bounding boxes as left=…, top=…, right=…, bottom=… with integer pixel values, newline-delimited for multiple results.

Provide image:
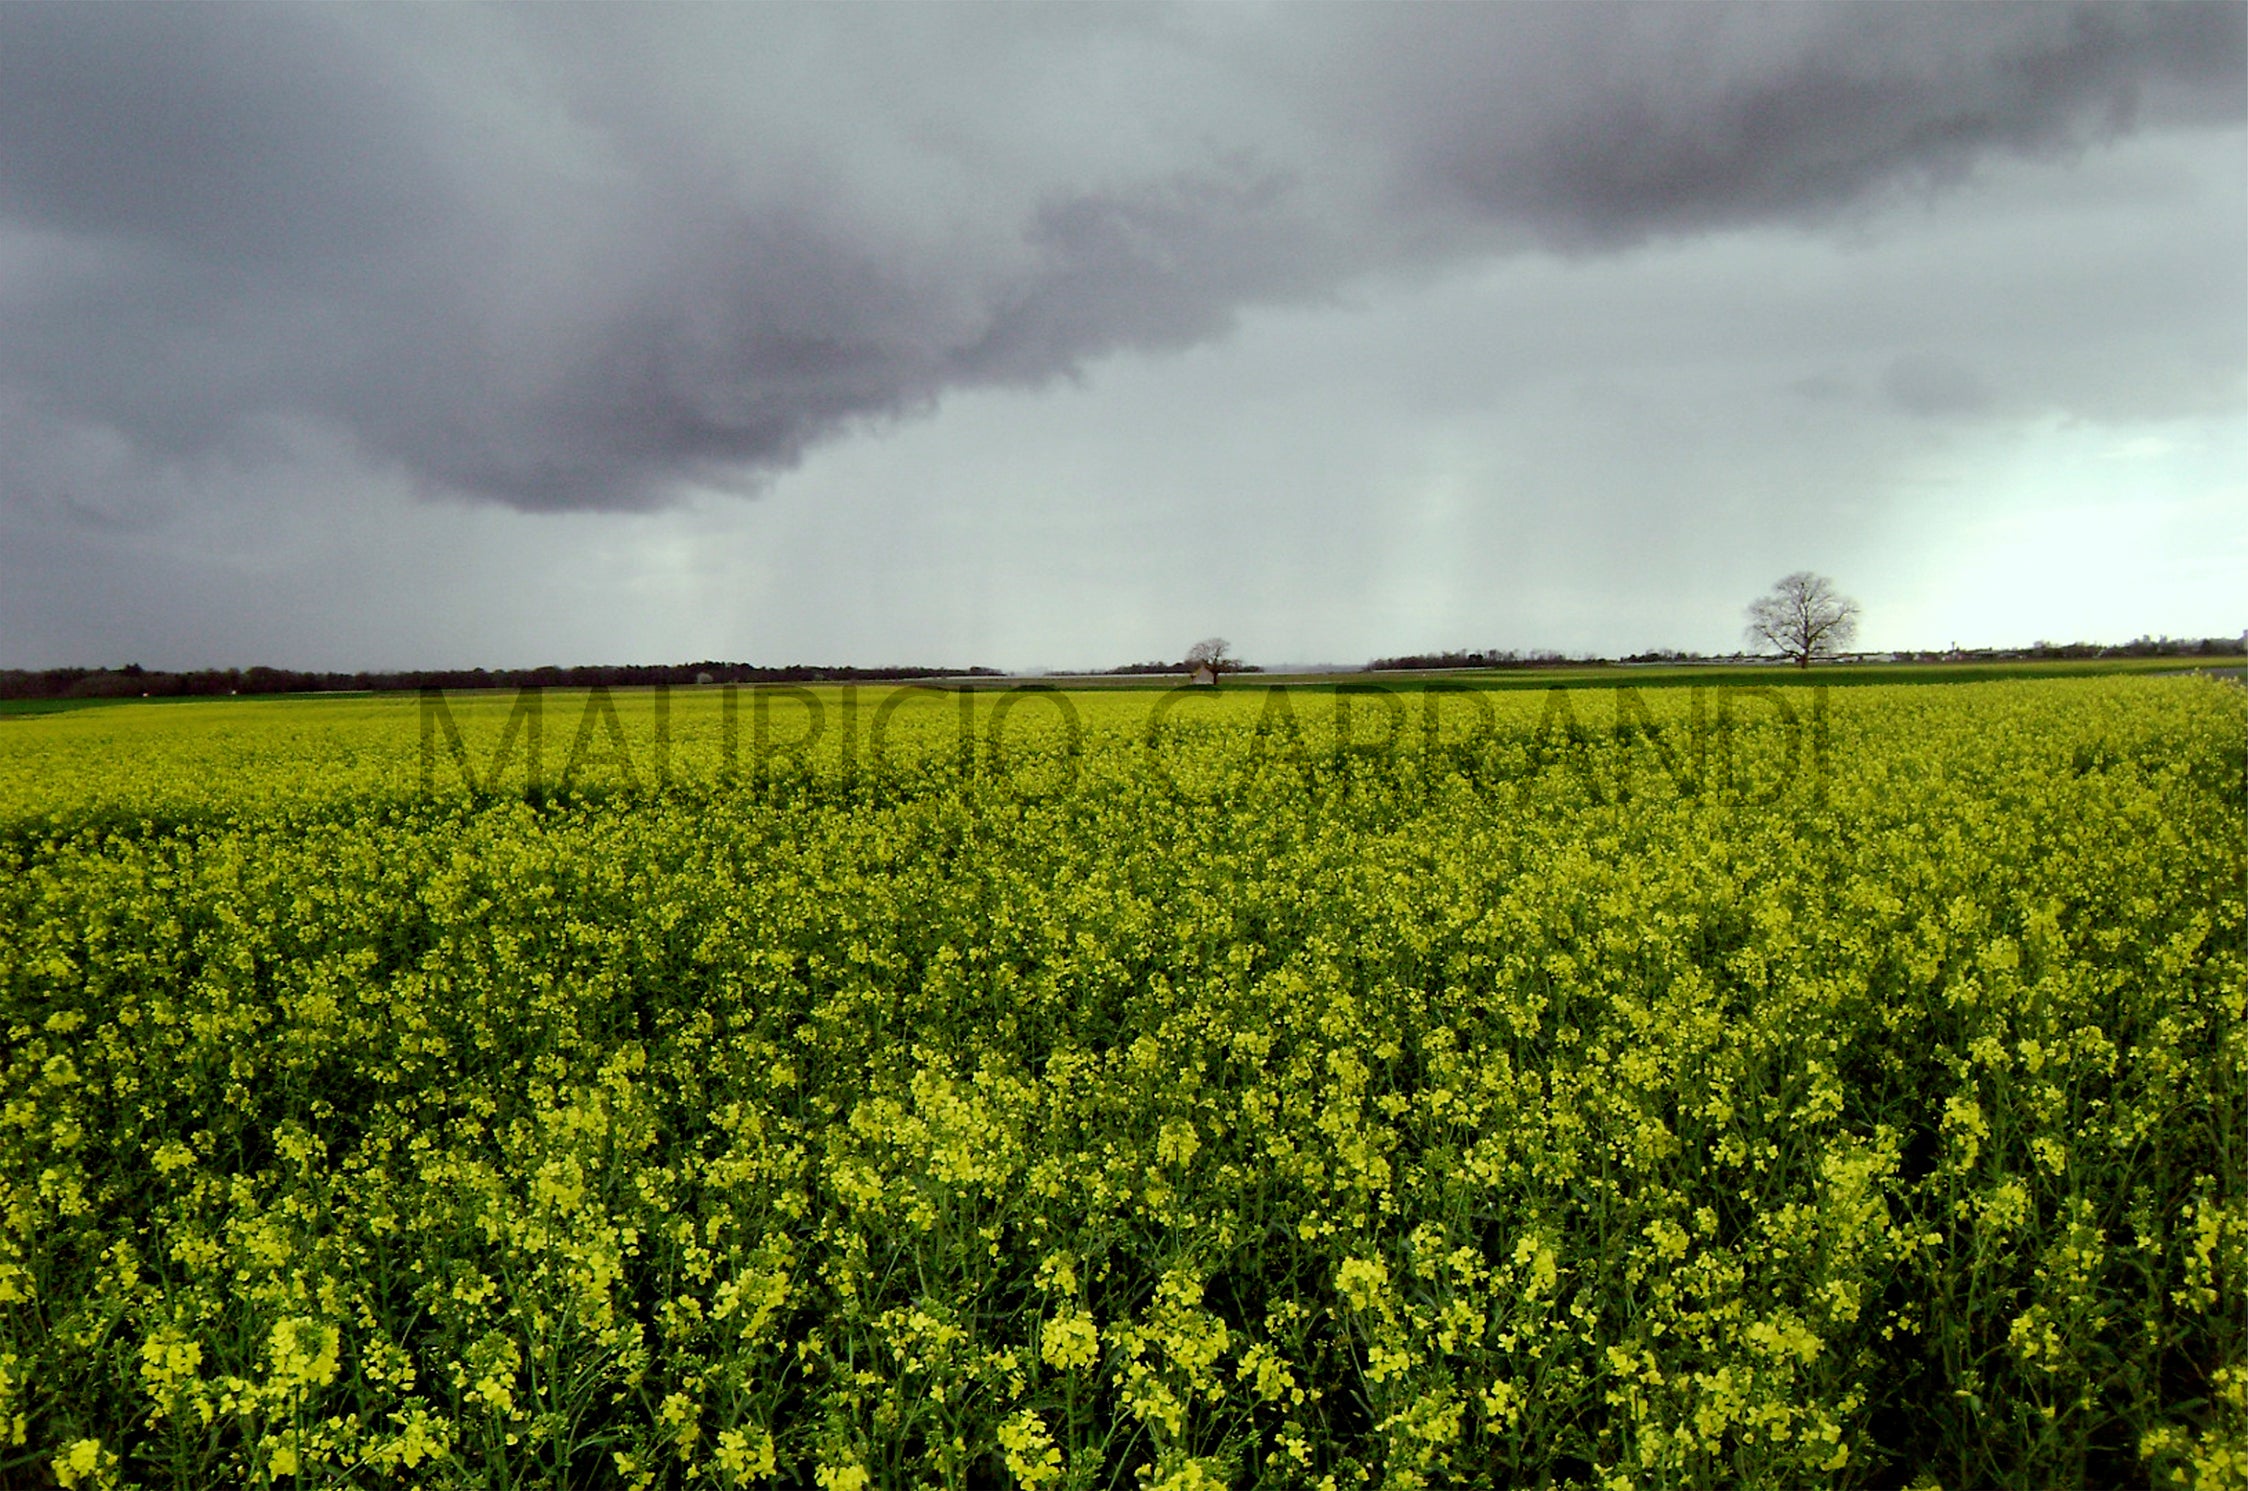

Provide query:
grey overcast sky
left=1, top=3, right=2241, bottom=671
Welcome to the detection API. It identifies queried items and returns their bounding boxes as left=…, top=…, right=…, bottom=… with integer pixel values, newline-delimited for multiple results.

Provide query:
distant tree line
left=1364, top=635, right=2243, bottom=674
left=2009, top=636, right=2244, bottom=660
left=1100, top=660, right=1202, bottom=675
left=1098, top=660, right=1267, bottom=676
left=0, top=661, right=1003, bottom=701
left=1364, top=648, right=1590, bottom=672
left=1863, top=637, right=2245, bottom=664
left=4, top=633, right=2236, bottom=702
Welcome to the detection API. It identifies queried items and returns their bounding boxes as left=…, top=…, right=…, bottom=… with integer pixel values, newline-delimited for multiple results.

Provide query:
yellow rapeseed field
left=1, top=676, right=2241, bottom=1488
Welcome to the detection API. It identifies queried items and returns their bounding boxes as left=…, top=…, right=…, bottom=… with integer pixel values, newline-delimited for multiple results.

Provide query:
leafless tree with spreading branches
left=1184, top=637, right=1236, bottom=683
left=1745, top=572, right=1860, bottom=668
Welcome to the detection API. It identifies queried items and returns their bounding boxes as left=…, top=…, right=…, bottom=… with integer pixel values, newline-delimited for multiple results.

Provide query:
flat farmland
left=2, top=676, right=2241, bottom=1489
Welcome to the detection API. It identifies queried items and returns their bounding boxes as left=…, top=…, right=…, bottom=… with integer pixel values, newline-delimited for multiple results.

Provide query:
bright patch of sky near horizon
left=0, top=4, right=2239, bottom=672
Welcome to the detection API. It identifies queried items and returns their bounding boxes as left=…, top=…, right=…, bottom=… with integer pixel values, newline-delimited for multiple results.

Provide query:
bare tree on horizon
left=1185, top=637, right=1236, bottom=683
left=1745, top=572, right=1860, bottom=668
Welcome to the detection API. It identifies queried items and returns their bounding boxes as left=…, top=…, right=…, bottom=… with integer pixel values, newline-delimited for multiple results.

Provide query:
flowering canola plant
left=0, top=675, right=2242, bottom=1488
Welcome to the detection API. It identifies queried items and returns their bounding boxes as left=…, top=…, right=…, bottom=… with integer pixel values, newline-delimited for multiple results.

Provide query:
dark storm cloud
left=0, top=3, right=2240, bottom=513
left=1317, top=3, right=2247, bottom=245
left=0, top=5, right=440, bottom=263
